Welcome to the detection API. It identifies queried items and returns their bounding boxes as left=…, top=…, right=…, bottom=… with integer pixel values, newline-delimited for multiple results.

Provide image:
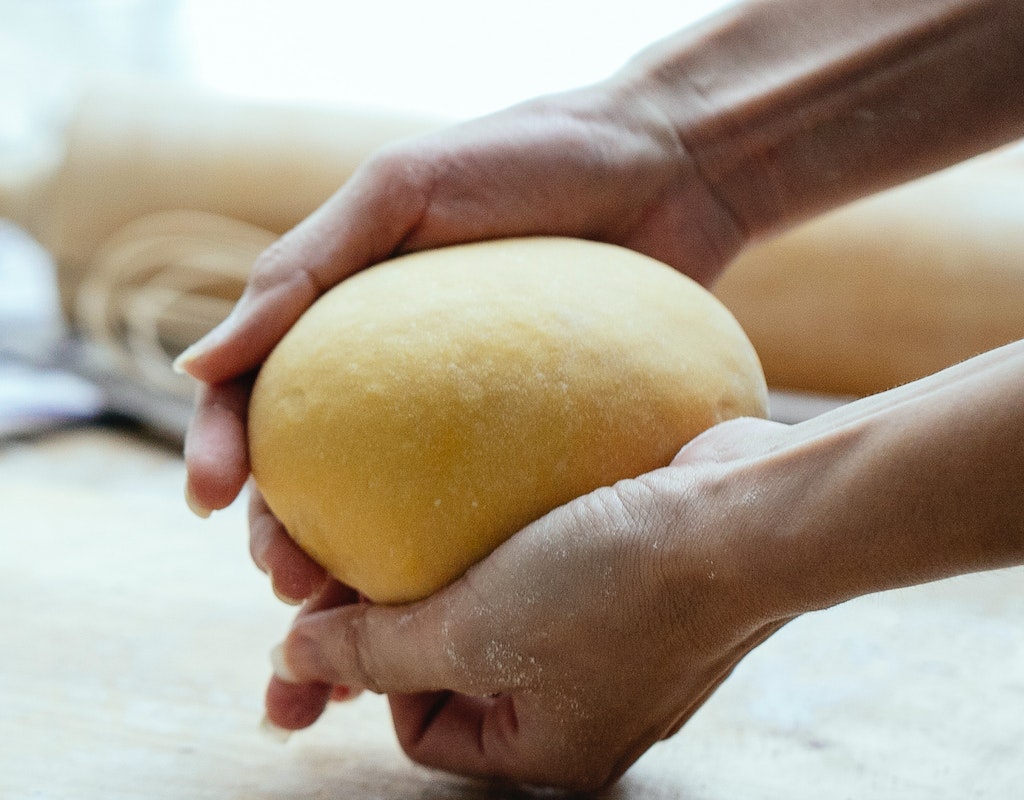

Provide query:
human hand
left=178, top=76, right=747, bottom=523
left=263, top=417, right=795, bottom=791
left=260, top=333, right=1024, bottom=790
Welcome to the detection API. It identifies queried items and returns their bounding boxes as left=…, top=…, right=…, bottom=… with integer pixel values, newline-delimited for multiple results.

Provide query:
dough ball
left=248, top=237, right=767, bottom=604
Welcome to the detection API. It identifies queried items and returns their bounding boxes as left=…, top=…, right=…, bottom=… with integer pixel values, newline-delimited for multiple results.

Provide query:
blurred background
left=0, top=0, right=732, bottom=440
left=4, top=7, right=1024, bottom=795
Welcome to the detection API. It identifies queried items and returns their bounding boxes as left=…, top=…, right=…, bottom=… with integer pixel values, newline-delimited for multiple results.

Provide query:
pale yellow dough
left=248, top=237, right=767, bottom=604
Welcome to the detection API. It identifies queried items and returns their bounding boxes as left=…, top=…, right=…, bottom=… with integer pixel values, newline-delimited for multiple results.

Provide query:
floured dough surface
left=249, top=237, right=767, bottom=604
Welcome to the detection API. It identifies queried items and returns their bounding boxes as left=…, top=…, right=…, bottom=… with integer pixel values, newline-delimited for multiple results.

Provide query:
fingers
left=263, top=676, right=361, bottom=732
left=264, top=580, right=363, bottom=730
left=270, top=575, right=539, bottom=697
left=267, top=582, right=599, bottom=784
left=248, top=488, right=328, bottom=604
left=388, top=692, right=622, bottom=792
left=183, top=377, right=254, bottom=515
left=175, top=228, right=325, bottom=384
left=273, top=596, right=472, bottom=696
left=179, top=150, right=434, bottom=514
left=175, top=154, right=434, bottom=386
left=265, top=676, right=333, bottom=731
left=387, top=692, right=524, bottom=782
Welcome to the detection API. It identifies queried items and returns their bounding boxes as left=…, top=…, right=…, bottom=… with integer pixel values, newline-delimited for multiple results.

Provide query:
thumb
left=271, top=590, right=498, bottom=697
left=172, top=220, right=336, bottom=384
left=174, top=159, right=431, bottom=385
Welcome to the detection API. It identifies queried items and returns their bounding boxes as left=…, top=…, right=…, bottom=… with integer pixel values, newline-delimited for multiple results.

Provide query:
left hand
left=179, top=78, right=746, bottom=523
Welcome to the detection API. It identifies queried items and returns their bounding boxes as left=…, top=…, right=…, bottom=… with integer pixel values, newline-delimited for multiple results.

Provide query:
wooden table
left=2, top=424, right=1022, bottom=798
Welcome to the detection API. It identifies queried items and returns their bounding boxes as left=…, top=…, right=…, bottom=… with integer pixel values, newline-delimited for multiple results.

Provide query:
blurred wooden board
left=1, top=427, right=1022, bottom=798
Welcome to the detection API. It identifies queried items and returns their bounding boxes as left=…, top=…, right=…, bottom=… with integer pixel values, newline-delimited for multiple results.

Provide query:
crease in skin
left=654, top=71, right=754, bottom=249
left=410, top=692, right=457, bottom=749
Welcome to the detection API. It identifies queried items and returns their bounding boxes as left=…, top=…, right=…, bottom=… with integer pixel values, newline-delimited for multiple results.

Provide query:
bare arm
left=624, top=0, right=1024, bottom=238
left=176, top=4, right=1024, bottom=785
left=729, top=339, right=1024, bottom=615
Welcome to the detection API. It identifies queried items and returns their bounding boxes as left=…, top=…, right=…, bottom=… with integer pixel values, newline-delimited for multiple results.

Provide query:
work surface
left=2, top=425, right=1022, bottom=799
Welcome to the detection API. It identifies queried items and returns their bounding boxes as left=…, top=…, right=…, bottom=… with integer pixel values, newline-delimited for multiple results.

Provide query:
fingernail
left=172, top=326, right=224, bottom=375
left=259, top=715, right=292, bottom=743
left=270, top=642, right=300, bottom=683
left=272, top=581, right=304, bottom=606
left=174, top=312, right=237, bottom=374
left=172, top=343, right=203, bottom=376
left=184, top=484, right=212, bottom=519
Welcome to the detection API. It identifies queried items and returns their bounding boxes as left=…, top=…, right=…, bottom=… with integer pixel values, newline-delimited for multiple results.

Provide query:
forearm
left=757, top=339, right=1024, bottom=615
left=620, top=0, right=1024, bottom=240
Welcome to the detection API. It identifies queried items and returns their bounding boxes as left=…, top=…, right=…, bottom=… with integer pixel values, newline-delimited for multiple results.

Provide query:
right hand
left=263, top=416, right=797, bottom=790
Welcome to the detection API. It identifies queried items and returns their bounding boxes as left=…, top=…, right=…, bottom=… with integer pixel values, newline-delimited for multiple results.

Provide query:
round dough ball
left=248, top=237, right=767, bottom=604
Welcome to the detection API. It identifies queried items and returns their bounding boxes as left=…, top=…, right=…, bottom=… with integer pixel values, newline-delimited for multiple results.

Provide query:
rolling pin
left=713, top=165, right=1024, bottom=397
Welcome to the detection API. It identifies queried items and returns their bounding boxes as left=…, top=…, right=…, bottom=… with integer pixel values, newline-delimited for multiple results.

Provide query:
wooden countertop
left=2, top=424, right=1022, bottom=798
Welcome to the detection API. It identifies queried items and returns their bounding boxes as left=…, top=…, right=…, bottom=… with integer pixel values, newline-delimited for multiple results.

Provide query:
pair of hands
left=179, top=83, right=794, bottom=790
left=179, top=0, right=1024, bottom=787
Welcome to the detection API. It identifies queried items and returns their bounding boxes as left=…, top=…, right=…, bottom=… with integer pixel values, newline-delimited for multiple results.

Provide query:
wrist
left=732, top=343, right=1024, bottom=617
left=641, top=436, right=806, bottom=639
left=594, top=62, right=748, bottom=284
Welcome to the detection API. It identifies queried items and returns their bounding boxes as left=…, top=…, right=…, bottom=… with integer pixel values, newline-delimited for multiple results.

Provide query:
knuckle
left=359, top=142, right=432, bottom=197
left=434, top=593, right=497, bottom=692
left=361, top=144, right=410, bottom=181
left=343, top=609, right=385, bottom=694
left=433, top=586, right=537, bottom=696
left=247, top=237, right=295, bottom=293
left=246, top=233, right=326, bottom=304
left=574, top=477, right=662, bottom=537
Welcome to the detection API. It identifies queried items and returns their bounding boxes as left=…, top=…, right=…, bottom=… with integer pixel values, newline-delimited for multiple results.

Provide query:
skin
left=178, top=0, right=1024, bottom=791
left=267, top=342, right=1024, bottom=789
